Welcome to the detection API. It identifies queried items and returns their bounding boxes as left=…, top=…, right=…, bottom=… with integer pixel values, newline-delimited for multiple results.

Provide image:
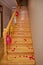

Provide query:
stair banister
left=3, top=11, right=16, bottom=57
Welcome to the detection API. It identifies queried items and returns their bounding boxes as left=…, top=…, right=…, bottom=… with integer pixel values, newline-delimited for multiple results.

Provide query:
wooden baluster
left=3, top=29, right=7, bottom=57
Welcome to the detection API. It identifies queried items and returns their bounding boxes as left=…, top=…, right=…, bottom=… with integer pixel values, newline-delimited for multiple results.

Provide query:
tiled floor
left=0, top=7, right=35, bottom=65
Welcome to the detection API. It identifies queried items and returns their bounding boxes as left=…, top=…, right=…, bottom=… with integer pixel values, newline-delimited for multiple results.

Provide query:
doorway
left=0, top=5, right=3, bottom=38
left=21, top=0, right=28, bottom=6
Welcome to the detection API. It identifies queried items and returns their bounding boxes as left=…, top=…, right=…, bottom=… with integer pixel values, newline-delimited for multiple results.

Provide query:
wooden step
left=14, top=25, right=31, bottom=28
left=14, top=29, right=31, bottom=32
left=7, top=54, right=35, bottom=65
left=0, top=55, right=35, bottom=65
left=14, top=31, right=31, bottom=35
left=11, top=43, right=32, bottom=46
left=10, top=43, right=33, bottom=47
left=12, top=37, right=32, bottom=44
left=7, top=47, right=34, bottom=54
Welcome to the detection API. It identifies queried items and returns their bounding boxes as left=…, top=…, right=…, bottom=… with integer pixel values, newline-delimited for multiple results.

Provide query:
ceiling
left=0, top=0, right=17, bottom=9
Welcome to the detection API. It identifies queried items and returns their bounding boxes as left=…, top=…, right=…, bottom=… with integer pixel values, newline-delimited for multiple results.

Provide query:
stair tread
left=8, top=48, right=34, bottom=54
left=8, top=54, right=35, bottom=64
left=8, top=57, right=35, bottom=64
left=12, top=37, right=32, bottom=44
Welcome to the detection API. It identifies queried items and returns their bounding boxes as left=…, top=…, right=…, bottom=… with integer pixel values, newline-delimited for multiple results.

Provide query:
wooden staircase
left=0, top=7, right=36, bottom=65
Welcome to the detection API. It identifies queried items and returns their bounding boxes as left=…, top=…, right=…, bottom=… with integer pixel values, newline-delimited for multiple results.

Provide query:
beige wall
left=28, top=0, right=43, bottom=65
left=3, top=5, right=11, bottom=28
left=0, top=2, right=12, bottom=28
left=0, top=2, right=12, bottom=60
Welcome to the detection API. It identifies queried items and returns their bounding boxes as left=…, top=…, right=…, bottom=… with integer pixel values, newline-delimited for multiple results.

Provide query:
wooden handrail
left=6, top=11, right=16, bottom=32
left=3, top=10, right=16, bottom=57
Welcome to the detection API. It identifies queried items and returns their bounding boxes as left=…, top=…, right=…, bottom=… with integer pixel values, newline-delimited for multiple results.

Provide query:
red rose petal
left=14, top=48, right=15, bottom=50
left=24, top=39, right=27, bottom=41
left=32, top=57, right=35, bottom=60
left=23, top=55, right=25, bottom=57
left=12, top=50, right=14, bottom=51
left=26, top=56, right=28, bottom=58
left=19, top=55, right=21, bottom=57
left=15, top=41, right=17, bottom=43
left=14, top=57, right=16, bottom=58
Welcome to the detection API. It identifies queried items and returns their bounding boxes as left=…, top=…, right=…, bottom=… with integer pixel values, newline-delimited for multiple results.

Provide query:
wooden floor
left=0, top=7, right=35, bottom=65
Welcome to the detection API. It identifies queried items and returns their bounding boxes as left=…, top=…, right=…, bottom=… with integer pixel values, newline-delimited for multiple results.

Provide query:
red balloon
left=6, top=34, right=12, bottom=45
left=16, top=11, right=19, bottom=16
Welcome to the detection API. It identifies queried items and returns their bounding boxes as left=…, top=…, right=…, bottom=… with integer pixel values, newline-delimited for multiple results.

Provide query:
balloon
left=16, top=11, right=19, bottom=16
left=6, top=34, right=12, bottom=45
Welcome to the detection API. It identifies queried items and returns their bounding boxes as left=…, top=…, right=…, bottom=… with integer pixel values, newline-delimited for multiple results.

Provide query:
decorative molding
left=0, top=0, right=11, bottom=9
left=0, top=0, right=17, bottom=10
